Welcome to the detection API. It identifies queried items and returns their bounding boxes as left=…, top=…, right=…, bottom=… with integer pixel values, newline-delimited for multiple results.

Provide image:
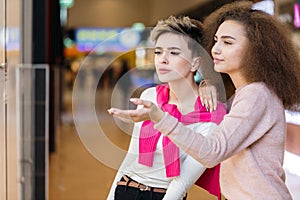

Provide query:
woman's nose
left=159, top=52, right=169, bottom=64
left=211, top=43, right=221, bottom=55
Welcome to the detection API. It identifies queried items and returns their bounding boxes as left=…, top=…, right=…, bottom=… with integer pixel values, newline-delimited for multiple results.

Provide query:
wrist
left=150, top=106, right=164, bottom=123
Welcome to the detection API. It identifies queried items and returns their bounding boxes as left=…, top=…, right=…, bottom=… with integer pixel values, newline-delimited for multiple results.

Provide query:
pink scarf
left=139, top=84, right=225, bottom=199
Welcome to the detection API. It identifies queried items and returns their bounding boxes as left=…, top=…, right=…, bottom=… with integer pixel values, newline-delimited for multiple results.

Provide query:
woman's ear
left=191, top=57, right=202, bottom=72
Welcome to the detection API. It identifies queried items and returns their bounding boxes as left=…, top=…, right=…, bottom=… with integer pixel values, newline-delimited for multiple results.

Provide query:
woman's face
left=211, top=20, right=249, bottom=78
left=154, top=33, right=196, bottom=83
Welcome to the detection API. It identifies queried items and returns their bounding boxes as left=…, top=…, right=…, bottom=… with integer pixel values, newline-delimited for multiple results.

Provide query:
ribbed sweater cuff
left=154, top=113, right=178, bottom=136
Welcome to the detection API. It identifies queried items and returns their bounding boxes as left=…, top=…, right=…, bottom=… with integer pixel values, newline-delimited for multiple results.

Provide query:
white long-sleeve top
left=154, top=82, right=292, bottom=200
left=107, top=87, right=219, bottom=200
left=285, top=110, right=300, bottom=125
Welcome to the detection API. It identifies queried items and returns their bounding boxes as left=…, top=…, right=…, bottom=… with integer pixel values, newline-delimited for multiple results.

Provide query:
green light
left=63, top=37, right=74, bottom=47
left=132, top=22, right=145, bottom=32
left=60, top=0, right=74, bottom=8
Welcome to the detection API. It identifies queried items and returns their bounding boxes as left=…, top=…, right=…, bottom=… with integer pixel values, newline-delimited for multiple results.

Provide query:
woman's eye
left=224, top=41, right=232, bottom=45
left=170, top=51, right=180, bottom=55
left=154, top=51, right=161, bottom=55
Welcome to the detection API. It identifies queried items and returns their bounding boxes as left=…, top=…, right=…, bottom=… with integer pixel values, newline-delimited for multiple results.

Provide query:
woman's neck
left=230, top=72, right=248, bottom=89
left=168, top=79, right=198, bottom=114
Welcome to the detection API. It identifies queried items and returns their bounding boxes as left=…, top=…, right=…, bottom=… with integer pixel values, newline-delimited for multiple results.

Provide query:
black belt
left=117, top=175, right=167, bottom=193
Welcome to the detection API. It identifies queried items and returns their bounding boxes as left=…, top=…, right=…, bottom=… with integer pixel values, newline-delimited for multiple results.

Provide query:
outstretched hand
left=107, top=98, right=165, bottom=123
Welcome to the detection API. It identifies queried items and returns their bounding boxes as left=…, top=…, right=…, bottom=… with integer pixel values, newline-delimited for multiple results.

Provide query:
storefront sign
left=75, top=28, right=141, bottom=53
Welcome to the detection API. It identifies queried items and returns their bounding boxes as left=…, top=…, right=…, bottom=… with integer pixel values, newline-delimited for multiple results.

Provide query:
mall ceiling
left=183, top=0, right=237, bottom=21
left=182, top=0, right=293, bottom=21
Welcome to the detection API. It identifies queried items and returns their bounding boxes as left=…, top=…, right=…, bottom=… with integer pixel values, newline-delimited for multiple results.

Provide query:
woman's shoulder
left=232, top=82, right=283, bottom=113
left=237, top=82, right=267, bottom=92
left=237, top=82, right=276, bottom=100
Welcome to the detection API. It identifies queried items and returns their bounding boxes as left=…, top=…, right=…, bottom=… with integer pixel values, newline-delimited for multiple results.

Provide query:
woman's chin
left=214, top=66, right=223, bottom=73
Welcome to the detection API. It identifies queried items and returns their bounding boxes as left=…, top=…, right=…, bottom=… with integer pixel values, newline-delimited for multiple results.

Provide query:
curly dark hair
left=203, top=1, right=300, bottom=110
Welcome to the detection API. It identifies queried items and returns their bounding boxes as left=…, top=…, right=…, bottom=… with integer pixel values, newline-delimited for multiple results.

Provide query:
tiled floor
left=49, top=89, right=217, bottom=200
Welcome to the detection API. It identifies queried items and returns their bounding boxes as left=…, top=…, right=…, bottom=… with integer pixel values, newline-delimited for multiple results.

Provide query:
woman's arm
left=108, top=82, right=219, bottom=122
left=154, top=85, right=275, bottom=167
left=107, top=87, right=157, bottom=200
left=163, top=155, right=206, bottom=200
left=106, top=122, right=141, bottom=200
left=163, top=123, right=217, bottom=200
left=109, top=85, right=272, bottom=167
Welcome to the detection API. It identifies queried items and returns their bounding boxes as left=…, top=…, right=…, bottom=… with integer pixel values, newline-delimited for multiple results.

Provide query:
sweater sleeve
left=106, top=121, right=142, bottom=200
left=154, top=84, right=274, bottom=167
left=106, top=87, right=157, bottom=200
left=163, top=156, right=206, bottom=200
left=163, top=123, right=217, bottom=200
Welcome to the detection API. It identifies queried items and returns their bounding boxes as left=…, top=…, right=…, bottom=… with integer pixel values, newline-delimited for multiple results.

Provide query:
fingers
left=210, top=86, right=218, bottom=111
left=199, top=84, right=210, bottom=111
left=107, top=108, right=134, bottom=121
left=114, top=116, right=135, bottom=123
left=199, top=81, right=218, bottom=112
left=205, top=85, right=218, bottom=112
left=199, top=87, right=204, bottom=106
left=130, top=98, right=153, bottom=108
left=199, top=80, right=207, bottom=108
left=107, top=107, right=150, bottom=122
left=107, top=99, right=161, bottom=124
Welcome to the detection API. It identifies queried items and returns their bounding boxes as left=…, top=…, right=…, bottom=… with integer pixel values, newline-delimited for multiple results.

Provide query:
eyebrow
left=154, top=47, right=182, bottom=51
left=214, top=35, right=237, bottom=40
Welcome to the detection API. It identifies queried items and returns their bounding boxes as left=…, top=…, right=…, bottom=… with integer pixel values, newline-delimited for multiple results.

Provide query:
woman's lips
left=213, top=58, right=223, bottom=64
left=158, top=68, right=171, bottom=74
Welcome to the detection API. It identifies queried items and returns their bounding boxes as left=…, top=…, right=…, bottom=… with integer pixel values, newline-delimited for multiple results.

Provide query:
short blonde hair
left=151, top=15, right=204, bottom=57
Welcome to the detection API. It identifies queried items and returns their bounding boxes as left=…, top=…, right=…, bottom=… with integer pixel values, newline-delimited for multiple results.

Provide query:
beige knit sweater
left=154, top=82, right=292, bottom=200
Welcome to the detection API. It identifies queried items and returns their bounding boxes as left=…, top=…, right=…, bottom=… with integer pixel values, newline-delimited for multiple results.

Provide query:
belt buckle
left=139, top=185, right=149, bottom=191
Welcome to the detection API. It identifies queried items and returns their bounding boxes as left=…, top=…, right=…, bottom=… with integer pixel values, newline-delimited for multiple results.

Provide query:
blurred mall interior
left=0, top=0, right=300, bottom=199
